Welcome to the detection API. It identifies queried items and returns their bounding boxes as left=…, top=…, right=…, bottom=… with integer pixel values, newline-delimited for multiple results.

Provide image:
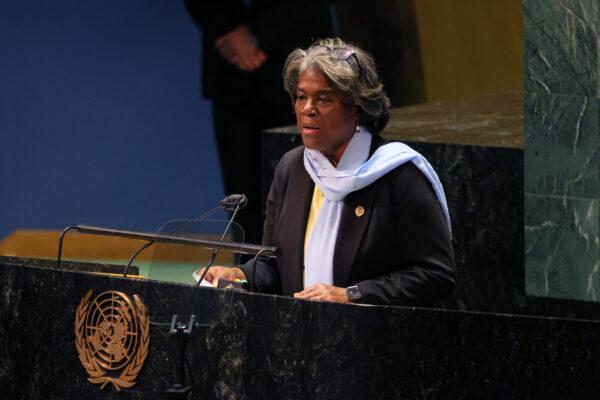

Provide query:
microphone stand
left=250, top=249, right=268, bottom=293
left=122, top=202, right=230, bottom=277
left=195, top=203, right=242, bottom=286
left=56, top=225, right=277, bottom=271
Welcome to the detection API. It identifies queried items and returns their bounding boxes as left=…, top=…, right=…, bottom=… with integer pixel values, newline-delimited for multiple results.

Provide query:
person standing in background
left=183, top=0, right=333, bottom=245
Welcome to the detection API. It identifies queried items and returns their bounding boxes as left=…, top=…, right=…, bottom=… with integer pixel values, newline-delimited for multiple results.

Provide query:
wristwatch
left=346, top=285, right=362, bottom=302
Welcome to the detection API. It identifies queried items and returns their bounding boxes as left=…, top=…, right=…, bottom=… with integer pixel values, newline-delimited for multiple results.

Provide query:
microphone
left=122, top=194, right=247, bottom=277
left=220, top=194, right=247, bottom=211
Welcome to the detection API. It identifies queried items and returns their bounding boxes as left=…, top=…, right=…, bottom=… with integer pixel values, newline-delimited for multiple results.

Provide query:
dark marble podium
left=1, top=256, right=600, bottom=399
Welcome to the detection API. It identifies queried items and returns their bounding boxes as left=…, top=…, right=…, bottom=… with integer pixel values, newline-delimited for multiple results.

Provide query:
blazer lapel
left=281, top=158, right=313, bottom=292
left=332, top=186, right=377, bottom=287
left=332, top=135, right=385, bottom=287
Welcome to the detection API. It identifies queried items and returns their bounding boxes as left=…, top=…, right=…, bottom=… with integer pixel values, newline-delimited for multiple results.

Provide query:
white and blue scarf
left=303, top=127, right=451, bottom=288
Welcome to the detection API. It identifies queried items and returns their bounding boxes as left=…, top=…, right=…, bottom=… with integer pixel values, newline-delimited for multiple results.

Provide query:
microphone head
left=220, top=194, right=248, bottom=211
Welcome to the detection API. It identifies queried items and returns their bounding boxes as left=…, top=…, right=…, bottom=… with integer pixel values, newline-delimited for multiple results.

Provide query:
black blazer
left=240, top=136, right=456, bottom=306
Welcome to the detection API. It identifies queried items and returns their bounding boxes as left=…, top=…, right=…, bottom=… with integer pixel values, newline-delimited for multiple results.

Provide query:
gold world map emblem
left=75, top=290, right=150, bottom=390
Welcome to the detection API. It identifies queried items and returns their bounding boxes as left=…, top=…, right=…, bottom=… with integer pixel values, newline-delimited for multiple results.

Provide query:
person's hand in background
left=215, top=25, right=267, bottom=71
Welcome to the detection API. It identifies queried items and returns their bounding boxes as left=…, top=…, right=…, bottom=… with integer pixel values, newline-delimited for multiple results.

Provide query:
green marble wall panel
left=523, top=0, right=599, bottom=97
left=525, top=0, right=600, bottom=303
left=524, top=92, right=600, bottom=198
left=525, top=194, right=599, bottom=301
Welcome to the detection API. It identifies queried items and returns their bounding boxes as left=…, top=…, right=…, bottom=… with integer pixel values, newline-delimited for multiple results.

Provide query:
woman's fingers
left=294, top=284, right=350, bottom=304
left=212, top=267, right=247, bottom=286
left=294, top=283, right=325, bottom=298
left=197, top=266, right=226, bottom=282
left=196, top=266, right=247, bottom=288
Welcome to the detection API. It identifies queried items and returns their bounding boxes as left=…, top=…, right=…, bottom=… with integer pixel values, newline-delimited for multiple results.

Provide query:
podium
left=1, top=256, right=600, bottom=399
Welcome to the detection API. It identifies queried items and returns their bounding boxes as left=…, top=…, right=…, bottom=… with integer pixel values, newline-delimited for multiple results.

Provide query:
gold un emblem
left=75, top=290, right=150, bottom=390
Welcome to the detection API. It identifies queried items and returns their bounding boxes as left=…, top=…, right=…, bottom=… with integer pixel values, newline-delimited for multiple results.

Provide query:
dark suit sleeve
left=183, top=0, right=246, bottom=40
left=237, top=154, right=286, bottom=293
left=356, top=164, right=456, bottom=306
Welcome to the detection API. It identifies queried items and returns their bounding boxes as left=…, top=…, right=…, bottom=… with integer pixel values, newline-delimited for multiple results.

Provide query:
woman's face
left=294, top=68, right=357, bottom=161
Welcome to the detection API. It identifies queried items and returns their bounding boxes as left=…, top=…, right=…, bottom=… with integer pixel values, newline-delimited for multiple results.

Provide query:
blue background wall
left=0, top=1, right=223, bottom=239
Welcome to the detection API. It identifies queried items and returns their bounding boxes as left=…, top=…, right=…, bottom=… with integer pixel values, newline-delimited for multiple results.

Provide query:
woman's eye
left=318, top=97, right=331, bottom=103
left=296, top=94, right=306, bottom=101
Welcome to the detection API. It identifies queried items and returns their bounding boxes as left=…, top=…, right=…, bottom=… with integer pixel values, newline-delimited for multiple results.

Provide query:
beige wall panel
left=414, top=0, right=523, bottom=101
left=0, top=229, right=233, bottom=264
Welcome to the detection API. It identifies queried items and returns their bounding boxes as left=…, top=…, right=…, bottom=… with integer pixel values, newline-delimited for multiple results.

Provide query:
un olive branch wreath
left=75, top=290, right=150, bottom=391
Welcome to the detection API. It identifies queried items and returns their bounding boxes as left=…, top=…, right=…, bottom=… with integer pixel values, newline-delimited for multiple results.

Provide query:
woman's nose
left=302, top=99, right=316, bottom=115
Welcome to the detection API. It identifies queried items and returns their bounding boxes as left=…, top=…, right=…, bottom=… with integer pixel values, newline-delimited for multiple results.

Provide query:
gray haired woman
left=201, top=38, right=455, bottom=306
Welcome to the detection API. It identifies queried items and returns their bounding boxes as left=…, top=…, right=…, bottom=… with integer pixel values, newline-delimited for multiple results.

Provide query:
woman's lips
left=301, top=125, right=319, bottom=134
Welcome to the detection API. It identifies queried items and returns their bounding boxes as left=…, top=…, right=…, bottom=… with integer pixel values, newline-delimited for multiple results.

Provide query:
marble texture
left=266, top=91, right=524, bottom=149
left=524, top=0, right=600, bottom=304
left=404, top=142, right=525, bottom=314
left=384, top=90, right=524, bottom=149
left=525, top=194, right=599, bottom=301
left=524, top=92, right=600, bottom=198
left=3, top=259, right=600, bottom=399
left=414, top=308, right=600, bottom=399
left=0, top=255, right=138, bottom=274
left=524, top=0, right=599, bottom=97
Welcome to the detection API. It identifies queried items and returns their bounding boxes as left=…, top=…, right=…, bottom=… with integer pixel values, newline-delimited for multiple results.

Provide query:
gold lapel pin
left=355, top=206, right=365, bottom=217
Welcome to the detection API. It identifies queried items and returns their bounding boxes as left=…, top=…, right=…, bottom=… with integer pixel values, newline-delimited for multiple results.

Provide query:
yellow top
left=304, top=185, right=325, bottom=254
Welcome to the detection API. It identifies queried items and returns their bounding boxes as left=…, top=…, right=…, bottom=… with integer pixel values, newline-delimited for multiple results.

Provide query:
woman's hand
left=197, top=266, right=246, bottom=287
left=294, top=284, right=351, bottom=304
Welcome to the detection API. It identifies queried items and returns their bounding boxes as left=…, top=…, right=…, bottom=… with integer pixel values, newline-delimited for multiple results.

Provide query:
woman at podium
left=200, top=38, right=455, bottom=306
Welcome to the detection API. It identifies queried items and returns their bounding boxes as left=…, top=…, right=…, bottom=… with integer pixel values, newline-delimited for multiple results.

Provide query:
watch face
left=347, top=286, right=361, bottom=300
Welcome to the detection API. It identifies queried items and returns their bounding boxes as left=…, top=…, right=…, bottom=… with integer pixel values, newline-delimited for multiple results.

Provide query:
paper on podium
left=192, top=269, right=214, bottom=287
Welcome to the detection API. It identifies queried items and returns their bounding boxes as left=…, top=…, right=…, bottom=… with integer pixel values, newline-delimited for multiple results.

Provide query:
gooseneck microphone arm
left=121, top=194, right=248, bottom=277
left=195, top=202, right=243, bottom=286
left=123, top=241, right=154, bottom=277
left=122, top=206, right=225, bottom=276
left=250, top=249, right=268, bottom=292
